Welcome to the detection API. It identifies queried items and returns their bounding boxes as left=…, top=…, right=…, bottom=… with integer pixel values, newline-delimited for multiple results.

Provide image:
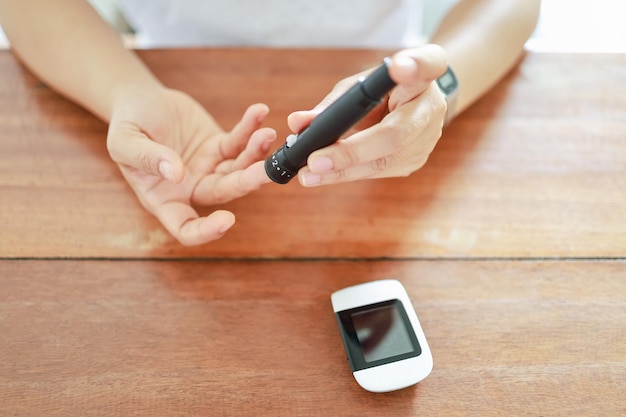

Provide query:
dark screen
left=351, top=303, right=414, bottom=363
left=438, top=71, right=455, bottom=90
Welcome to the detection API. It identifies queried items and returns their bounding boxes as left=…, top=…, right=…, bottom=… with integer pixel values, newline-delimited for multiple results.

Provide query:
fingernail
left=158, top=160, right=175, bottom=181
left=395, top=55, right=418, bottom=72
left=261, top=140, right=272, bottom=153
left=308, top=156, right=333, bottom=173
left=218, top=222, right=234, bottom=234
left=301, top=172, right=321, bottom=187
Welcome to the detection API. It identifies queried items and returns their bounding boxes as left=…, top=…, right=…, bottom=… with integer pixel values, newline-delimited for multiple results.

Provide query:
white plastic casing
left=331, top=279, right=433, bottom=393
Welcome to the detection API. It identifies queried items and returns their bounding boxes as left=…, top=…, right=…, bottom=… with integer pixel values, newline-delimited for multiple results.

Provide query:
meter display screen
left=336, top=299, right=421, bottom=371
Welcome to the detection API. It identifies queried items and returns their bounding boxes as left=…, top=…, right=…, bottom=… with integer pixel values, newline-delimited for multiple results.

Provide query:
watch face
left=437, top=68, right=458, bottom=95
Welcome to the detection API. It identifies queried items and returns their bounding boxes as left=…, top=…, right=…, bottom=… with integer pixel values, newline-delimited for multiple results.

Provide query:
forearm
left=431, top=0, right=541, bottom=115
left=0, top=0, right=161, bottom=121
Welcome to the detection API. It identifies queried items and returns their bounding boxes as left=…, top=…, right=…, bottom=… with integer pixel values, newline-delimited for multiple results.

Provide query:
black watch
left=436, top=66, right=459, bottom=125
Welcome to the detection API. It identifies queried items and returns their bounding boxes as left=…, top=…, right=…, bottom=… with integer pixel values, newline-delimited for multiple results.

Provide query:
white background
left=1, top=0, right=625, bottom=52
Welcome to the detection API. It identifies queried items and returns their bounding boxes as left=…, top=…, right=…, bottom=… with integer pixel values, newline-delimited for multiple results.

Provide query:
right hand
left=107, top=86, right=276, bottom=246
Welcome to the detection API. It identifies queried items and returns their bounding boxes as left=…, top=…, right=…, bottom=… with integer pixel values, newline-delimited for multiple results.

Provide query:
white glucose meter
left=331, top=279, right=433, bottom=393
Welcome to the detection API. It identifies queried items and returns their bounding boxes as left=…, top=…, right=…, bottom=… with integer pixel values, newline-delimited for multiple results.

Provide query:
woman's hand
left=107, top=86, right=276, bottom=245
left=288, top=45, right=448, bottom=186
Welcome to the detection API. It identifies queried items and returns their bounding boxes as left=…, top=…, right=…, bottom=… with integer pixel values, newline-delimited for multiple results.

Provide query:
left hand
left=107, top=86, right=275, bottom=246
left=287, top=45, right=448, bottom=186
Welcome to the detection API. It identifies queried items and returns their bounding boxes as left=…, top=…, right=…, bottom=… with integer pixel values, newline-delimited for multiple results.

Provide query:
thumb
left=106, top=122, right=184, bottom=183
left=387, top=44, right=448, bottom=110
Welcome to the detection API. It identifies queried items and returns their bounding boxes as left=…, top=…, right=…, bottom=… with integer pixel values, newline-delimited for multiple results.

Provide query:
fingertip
left=393, top=44, right=447, bottom=65
left=158, top=160, right=175, bottom=181
left=112, top=130, right=184, bottom=180
left=389, top=53, right=420, bottom=85
left=242, top=160, right=274, bottom=187
left=307, top=155, right=334, bottom=173
left=255, top=102, right=270, bottom=113
left=424, top=43, right=447, bottom=61
left=180, top=211, right=236, bottom=245
left=249, top=103, right=270, bottom=123
left=259, top=127, right=278, bottom=142
left=393, top=53, right=419, bottom=72
left=261, top=132, right=277, bottom=154
left=299, top=169, right=322, bottom=187
left=390, top=45, right=448, bottom=85
left=210, top=210, right=236, bottom=235
left=246, top=126, right=277, bottom=155
left=158, top=155, right=184, bottom=183
left=287, top=110, right=316, bottom=133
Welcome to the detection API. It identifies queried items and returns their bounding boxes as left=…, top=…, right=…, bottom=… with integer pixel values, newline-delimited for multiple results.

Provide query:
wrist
left=108, top=79, right=166, bottom=121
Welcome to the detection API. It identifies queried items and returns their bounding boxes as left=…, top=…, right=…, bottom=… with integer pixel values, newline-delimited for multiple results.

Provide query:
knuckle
left=334, top=169, right=349, bottom=182
left=370, top=151, right=402, bottom=173
left=414, top=154, right=429, bottom=171
left=436, top=124, right=444, bottom=140
left=341, top=143, right=362, bottom=167
left=135, top=151, right=156, bottom=173
left=370, top=156, right=389, bottom=172
left=105, top=135, right=119, bottom=159
left=431, top=85, right=448, bottom=118
left=380, top=121, right=418, bottom=157
left=436, top=99, right=447, bottom=120
left=406, top=154, right=429, bottom=176
left=383, top=125, right=406, bottom=152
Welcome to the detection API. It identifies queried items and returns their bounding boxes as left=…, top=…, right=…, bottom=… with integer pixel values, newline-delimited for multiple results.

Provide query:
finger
left=288, top=106, right=386, bottom=138
left=387, top=44, right=448, bottom=110
left=153, top=200, right=236, bottom=246
left=299, top=153, right=430, bottom=186
left=304, top=114, right=419, bottom=175
left=215, top=127, right=276, bottom=174
left=312, top=76, right=361, bottom=111
left=388, top=44, right=448, bottom=86
left=286, top=74, right=363, bottom=133
left=299, top=113, right=440, bottom=187
left=297, top=123, right=404, bottom=186
left=107, top=123, right=184, bottom=183
left=220, top=103, right=270, bottom=159
left=193, top=161, right=271, bottom=206
left=299, top=85, right=445, bottom=185
left=287, top=110, right=318, bottom=134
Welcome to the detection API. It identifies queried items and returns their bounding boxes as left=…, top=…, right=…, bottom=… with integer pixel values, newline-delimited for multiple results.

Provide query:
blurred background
left=525, top=0, right=626, bottom=52
left=0, top=0, right=624, bottom=51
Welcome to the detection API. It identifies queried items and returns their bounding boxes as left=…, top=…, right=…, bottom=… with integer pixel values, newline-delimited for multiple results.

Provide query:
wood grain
left=1, top=49, right=624, bottom=416
left=0, top=50, right=625, bottom=258
left=1, top=259, right=624, bottom=416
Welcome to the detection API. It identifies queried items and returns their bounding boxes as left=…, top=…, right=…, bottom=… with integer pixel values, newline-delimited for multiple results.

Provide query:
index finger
left=192, top=160, right=271, bottom=206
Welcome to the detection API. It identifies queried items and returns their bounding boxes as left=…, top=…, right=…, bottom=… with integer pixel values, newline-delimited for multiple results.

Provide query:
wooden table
left=1, top=49, right=624, bottom=416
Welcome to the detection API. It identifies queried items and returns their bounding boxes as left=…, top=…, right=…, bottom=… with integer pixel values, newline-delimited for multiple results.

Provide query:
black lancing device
left=264, top=57, right=396, bottom=184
